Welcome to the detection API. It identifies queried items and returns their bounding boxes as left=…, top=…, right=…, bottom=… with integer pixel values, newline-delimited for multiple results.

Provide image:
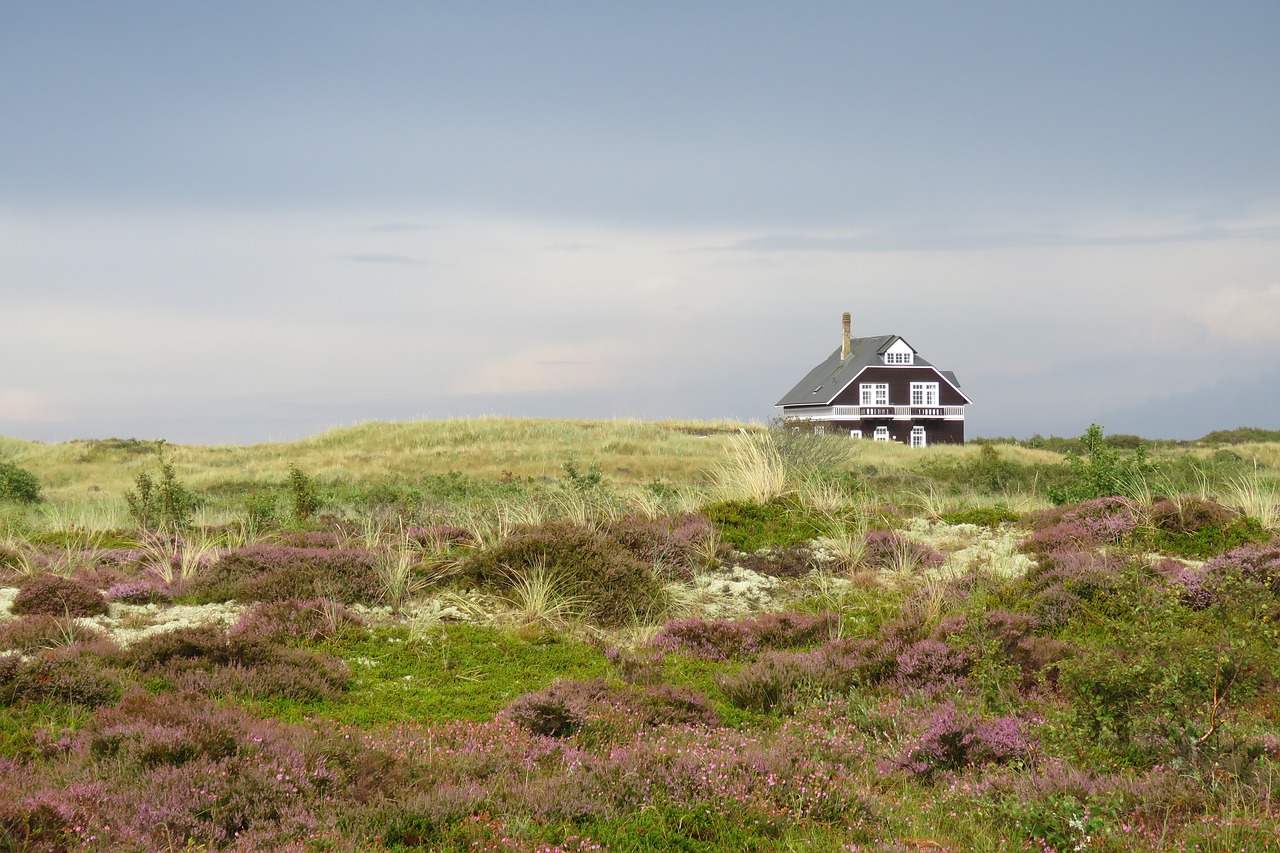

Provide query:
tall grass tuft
left=138, top=532, right=228, bottom=584
left=815, top=514, right=870, bottom=575
left=375, top=547, right=429, bottom=611
left=715, top=430, right=792, bottom=503
left=1225, top=468, right=1279, bottom=531
left=497, top=558, right=587, bottom=632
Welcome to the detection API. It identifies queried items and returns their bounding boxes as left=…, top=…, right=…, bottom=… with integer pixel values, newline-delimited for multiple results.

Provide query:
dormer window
left=882, top=339, right=915, bottom=365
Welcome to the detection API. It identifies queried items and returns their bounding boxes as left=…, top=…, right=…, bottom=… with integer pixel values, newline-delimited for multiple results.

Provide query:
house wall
left=830, top=367, right=968, bottom=407
left=832, top=419, right=964, bottom=445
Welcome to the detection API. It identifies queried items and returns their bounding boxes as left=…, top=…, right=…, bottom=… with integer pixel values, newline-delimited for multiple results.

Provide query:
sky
left=2, top=1, right=1279, bottom=444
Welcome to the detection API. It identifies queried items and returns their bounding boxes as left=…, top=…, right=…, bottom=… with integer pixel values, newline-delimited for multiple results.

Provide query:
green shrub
left=124, top=460, right=198, bottom=531
left=1047, top=424, right=1154, bottom=505
left=940, top=506, right=1022, bottom=527
left=0, top=461, right=41, bottom=504
left=701, top=499, right=818, bottom=552
left=286, top=464, right=322, bottom=521
left=1200, top=427, right=1280, bottom=445
left=461, top=522, right=663, bottom=627
left=1136, top=497, right=1271, bottom=558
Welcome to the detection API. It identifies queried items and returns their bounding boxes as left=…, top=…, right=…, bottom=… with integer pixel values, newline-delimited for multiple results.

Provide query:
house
left=774, top=313, right=972, bottom=446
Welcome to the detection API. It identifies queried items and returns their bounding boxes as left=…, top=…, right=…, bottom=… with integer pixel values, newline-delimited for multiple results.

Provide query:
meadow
left=1, top=418, right=1279, bottom=851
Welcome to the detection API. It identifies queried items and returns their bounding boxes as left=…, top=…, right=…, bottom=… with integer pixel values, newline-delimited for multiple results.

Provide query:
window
left=885, top=351, right=912, bottom=364
left=850, top=429, right=862, bottom=439
left=910, top=382, right=939, bottom=406
left=873, top=426, right=890, bottom=442
left=911, top=426, right=927, bottom=448
left=860, top=383, right=889, bottom=405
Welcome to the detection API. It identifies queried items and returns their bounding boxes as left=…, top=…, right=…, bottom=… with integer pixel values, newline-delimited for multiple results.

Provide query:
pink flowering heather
left=862, top=530, right=945, bottom=570
left=1204, top=539, right=1280, bottom=595
left=884, top=702, right=1034, bottom=779
left=653, top=611, right=835, bottom=661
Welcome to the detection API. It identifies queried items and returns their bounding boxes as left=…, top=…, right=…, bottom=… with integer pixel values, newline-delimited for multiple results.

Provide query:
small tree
left=287, top=464, right=322, bottom=522
left=124, top=459, right=198, bottom=531
left=1048, top=424, right=1153, bottom=505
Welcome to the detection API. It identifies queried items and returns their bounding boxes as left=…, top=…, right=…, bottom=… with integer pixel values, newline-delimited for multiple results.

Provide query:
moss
left=701, top=499, right=819, bottom=553
left=1141, top=516, right=1271, bottom=559
left=940, top=506, right=1022, bottom=528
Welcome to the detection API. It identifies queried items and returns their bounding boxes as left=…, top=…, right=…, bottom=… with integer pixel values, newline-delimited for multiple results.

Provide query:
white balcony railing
left=784, top=405, right=964, bottom=420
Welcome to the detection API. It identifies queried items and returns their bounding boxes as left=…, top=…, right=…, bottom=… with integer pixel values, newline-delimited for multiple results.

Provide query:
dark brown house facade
left=774, top=313, right=972, bottom=446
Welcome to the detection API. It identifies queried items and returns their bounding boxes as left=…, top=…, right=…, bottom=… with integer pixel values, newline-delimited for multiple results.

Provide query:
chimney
left=841, top=312, right=852, bottom=361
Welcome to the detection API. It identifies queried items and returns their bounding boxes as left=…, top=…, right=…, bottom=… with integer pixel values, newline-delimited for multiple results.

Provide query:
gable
left=881, top=338, right=915, bottom=364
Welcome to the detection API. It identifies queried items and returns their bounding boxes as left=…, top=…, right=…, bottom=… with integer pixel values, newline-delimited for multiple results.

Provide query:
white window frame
left=910, top=382, right=939, bottom=406
left=860, top=383, right=889, bottom=406
left=885, top=351, right=912, bottom=364
left=850, top=429, right=862, bottom=439
left=873, top=426, right=890, bottom=442
left=910, top=426, right=927, bottom=448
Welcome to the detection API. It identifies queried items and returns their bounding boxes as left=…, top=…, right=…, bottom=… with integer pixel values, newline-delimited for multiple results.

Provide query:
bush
left=885, top=702, right=1033, bottom=779
left=230, top=597, right=364, bottom=644
left=0, top=615, right=107, bottom=652
left=1142, top=500, right=1269, bottom=558
left=286, top=464, right=322, bottom=521
left=103, top=577, right=173, bottom=605
left=604, top=513, right=718, bottom=580
left=501, top=678, right=718, bottom=740
left=1203, top=540, right=1280, bottom=596
left=1047, top=424, right=1154, bottom=505
left=462, top=522, right=663, bottom=626
left=940, top=506, right=1021, bottom=527
left=0, top=649, right=122, bottom=707
left=11, top=573, right=108, bottom=617
left=653, top=611, right=835, bottom=661
left=123, top=623, right=351, bottom=701
left=862, top=530, right=945, bottom=571
left=189, top=545, right=383, bottom=605
left=124, top=459, right=198, bottom=531
left=0, top=461, right=41, bottom=504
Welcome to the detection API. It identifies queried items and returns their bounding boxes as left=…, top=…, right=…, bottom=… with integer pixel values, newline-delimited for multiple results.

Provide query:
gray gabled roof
left=775, top=334, right=969, bottom=407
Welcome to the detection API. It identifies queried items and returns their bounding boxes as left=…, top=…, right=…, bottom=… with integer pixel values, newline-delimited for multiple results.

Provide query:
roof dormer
left=880, top=337, right=914, bottom=365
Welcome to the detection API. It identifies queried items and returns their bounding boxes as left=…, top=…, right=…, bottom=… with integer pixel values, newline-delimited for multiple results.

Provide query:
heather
left=0, top=421, right=1278, bottom=850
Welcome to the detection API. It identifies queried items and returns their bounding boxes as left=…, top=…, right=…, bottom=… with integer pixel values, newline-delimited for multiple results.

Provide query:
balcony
left=789, top=405, right=964, bottom=420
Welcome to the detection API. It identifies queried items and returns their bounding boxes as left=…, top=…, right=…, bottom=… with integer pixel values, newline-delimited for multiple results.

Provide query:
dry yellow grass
left=3, top=418, right=759, bottom=504
left=6, top=418, right=1031, bottom=507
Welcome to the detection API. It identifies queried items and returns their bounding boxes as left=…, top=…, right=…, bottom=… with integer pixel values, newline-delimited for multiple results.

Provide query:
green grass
left=251, top=624, right=609, bottom=726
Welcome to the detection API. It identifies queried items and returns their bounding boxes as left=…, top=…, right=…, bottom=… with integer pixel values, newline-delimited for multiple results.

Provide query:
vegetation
left=0, top=418, right=1278, bottom=851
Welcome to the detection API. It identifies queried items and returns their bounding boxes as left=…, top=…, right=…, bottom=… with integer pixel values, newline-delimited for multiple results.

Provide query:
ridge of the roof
left=774, top=333, right=955, bottom=408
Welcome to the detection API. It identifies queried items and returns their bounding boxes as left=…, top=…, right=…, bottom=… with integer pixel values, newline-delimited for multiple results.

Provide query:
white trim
left=850, top=429, right=862, bottom=439
left=910, top=425, right=927, bottom=448
left=910, top=382, right=939, bottom=406
left=859, top=383, right=889, bottom=406
left=883, top=338, right=915, bottom=365
left=821, top=364, right=973, bottom=407
left=873, top=426, right=890, bottom=442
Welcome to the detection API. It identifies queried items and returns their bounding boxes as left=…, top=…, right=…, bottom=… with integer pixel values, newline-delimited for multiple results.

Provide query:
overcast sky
left=3, top=2, right=1279, bottom=444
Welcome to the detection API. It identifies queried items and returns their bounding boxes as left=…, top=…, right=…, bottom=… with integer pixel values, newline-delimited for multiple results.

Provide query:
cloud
left=699, top=221, right=1280, bottom=253
left=344, top=253, right=417, bottom=264
left=0, top=389, right=67, bottom=423
left=449, top=343, right=618, bottom=396
left=367, top=223, right=431, bottom=232
left=1194, top=283, right=1280, bottom=343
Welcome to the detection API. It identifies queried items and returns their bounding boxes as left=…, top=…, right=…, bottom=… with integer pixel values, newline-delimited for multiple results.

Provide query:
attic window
left=885, top=351, right=912, bottom=365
